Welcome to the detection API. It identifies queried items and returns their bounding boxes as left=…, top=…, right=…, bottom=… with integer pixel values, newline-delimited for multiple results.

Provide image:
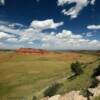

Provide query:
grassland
left=0, top=51, right=100, bottom=100
left=94, top=96, right=100, bottom=100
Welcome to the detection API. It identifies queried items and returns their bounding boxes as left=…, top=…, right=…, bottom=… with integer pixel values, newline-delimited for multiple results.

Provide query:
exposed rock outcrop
left=41, top=91, right=87, bottom=100
left=60, top=91, right=87, bottom=100
left=89, top=84, right=100, bottom=98
left=96, top=76, right=100, bottom=81
left=16, top=48, right=47, bottom=54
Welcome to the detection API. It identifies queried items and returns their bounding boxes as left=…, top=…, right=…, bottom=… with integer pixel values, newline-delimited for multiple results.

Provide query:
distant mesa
left=16, top=48, right=47, bottom=54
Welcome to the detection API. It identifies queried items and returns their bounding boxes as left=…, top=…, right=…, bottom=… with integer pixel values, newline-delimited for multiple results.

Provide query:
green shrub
left=91, top=64, right=100, bottom=78
left=71, top=61, right=83, bottom=76
left=90, top=64, right=100, bottom=88
left=90, top=78, right=99, bottom=88
left=44, top=83, right=62, bottom=97
left=32, top=96, right=37, bottom=100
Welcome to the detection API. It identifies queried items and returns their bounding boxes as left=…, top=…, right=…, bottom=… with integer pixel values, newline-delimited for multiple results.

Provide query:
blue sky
left=0, top=0, right=100, bottom=50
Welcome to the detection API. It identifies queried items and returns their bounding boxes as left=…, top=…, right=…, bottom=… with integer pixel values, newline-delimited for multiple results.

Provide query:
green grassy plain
left=0, top=51, right=100, bottom=100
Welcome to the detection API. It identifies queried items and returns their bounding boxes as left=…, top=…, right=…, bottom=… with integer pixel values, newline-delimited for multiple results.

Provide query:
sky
left=0, top=0, right=100, bottom=50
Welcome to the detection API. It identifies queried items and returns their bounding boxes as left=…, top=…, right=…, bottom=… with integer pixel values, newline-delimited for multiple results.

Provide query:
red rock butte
left=16, top=48, right=48, bottom=54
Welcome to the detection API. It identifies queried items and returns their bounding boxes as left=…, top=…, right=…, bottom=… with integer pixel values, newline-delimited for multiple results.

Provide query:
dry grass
left=0, top=51, right=99, bottom=100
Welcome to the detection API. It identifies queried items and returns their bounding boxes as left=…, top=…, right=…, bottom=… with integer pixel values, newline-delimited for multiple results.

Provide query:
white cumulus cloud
left=0, top=0, right=5, bottom=5
left=0, top=19, right=100, bottom=50
left=90, top=0, right=96, bottom=5
left=87, top=25, right=100, bottom=30
left=0, top=21, right=25, bottom=34
left=30, top=19, right=64, bottom=31
left=41, top=30, right=100, bottom=50
left=0, top=32, right=15, bottom=41
left=57, top=0, right=96, bottom=19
